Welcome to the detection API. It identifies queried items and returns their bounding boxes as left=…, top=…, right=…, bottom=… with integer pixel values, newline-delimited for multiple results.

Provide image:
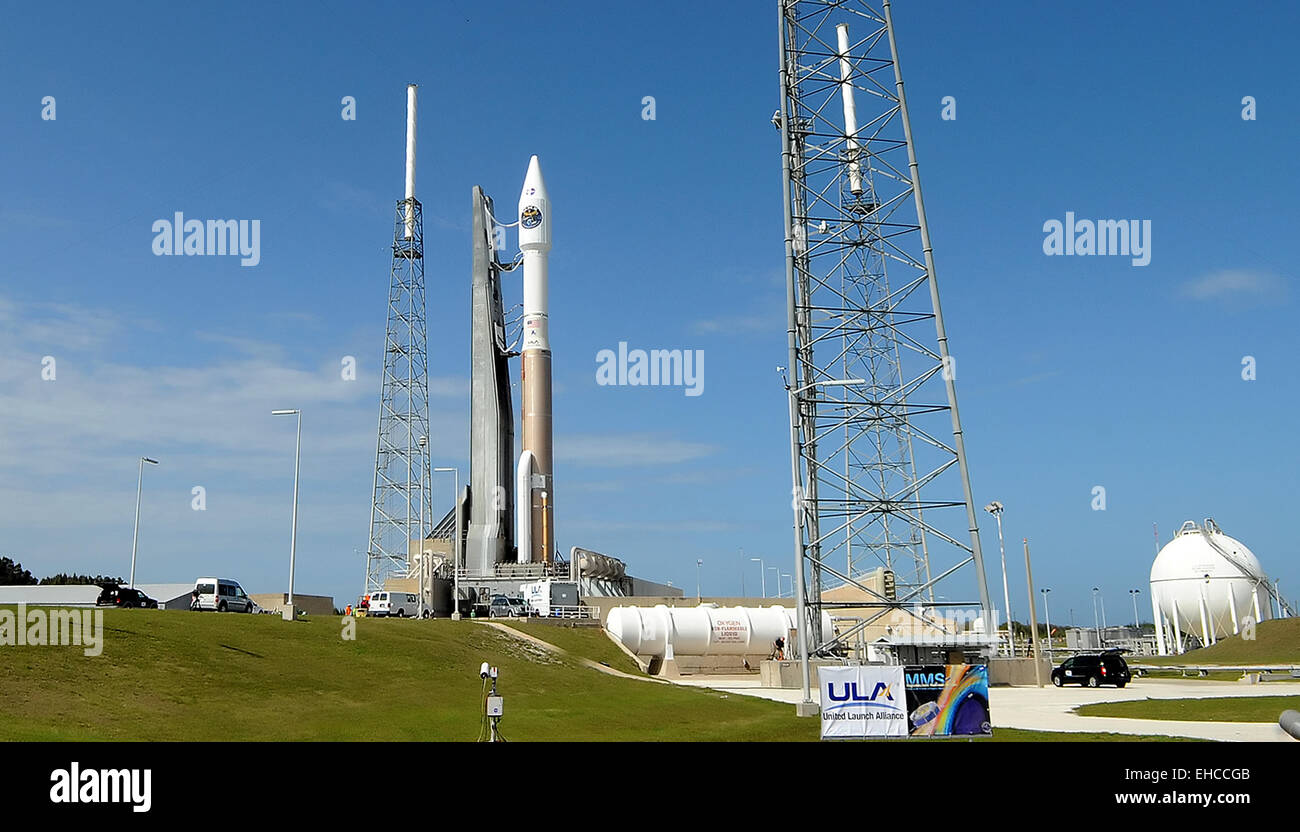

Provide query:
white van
left=369, top=591, right=417, bottom=618
left=521, top=580, right=580, bottom=617
left=193, top=578, right=255, bottom=613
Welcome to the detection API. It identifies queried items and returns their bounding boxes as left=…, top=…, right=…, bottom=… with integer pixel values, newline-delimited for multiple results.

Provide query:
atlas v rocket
left=516, top=156, right=553, bottom=564
left=463, top=157, right=555, bottom=573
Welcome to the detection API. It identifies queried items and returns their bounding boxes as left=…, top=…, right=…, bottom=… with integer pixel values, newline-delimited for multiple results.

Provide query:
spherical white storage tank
left=1150, top=519, right=1269, bottom=643
left=605, top=604, right=833, bottom=658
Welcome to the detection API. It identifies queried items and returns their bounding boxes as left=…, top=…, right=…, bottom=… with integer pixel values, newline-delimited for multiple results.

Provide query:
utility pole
left=1023, top=538, right=1041, bottom=687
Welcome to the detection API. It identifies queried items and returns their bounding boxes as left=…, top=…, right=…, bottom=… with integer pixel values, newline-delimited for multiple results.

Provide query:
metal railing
left=453, top=561, right=572, bottom=580
left=545, top=605, right=598, bottom=620
left=1129, top=663, right=1300, bottom=678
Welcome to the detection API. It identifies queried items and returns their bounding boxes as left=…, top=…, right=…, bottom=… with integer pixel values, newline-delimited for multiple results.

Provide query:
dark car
left=95, top=585, right=158, bottom=609
left=1052, top=651, right=1131, bottom=688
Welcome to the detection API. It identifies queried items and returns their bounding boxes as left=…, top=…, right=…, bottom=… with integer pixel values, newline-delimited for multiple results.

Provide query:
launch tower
left=777, top=1, right=993, bottom=660
left=366, top=84, right=434, bottom=593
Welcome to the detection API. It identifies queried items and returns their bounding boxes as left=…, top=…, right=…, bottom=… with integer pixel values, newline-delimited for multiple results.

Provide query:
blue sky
left=1, top=1, right=1296, bottom=623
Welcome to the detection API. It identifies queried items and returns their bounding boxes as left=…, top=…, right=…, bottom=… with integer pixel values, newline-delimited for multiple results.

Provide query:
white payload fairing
left=516, top=155, right=553, bottom=563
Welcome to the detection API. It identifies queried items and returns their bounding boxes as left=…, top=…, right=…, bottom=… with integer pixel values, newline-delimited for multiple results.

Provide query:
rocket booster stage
left=518, top=156, right=553, bottom=564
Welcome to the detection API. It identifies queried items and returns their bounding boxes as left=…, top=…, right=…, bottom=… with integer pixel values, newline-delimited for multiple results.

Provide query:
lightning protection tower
left=777, top=0, right=992, bottom=659
left=366, top=84, right=434, bottom=594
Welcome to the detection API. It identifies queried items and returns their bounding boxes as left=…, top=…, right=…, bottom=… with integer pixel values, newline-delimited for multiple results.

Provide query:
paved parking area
left=674, top=675, right=1296, bottom=741
left=989, top=678, right=1292, bottom=741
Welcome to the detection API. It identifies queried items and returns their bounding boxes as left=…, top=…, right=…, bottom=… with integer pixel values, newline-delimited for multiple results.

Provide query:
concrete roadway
left=672, top=676, right=1297, bottom=741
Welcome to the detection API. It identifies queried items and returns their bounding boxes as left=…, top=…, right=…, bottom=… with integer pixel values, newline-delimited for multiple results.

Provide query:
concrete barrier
left=988, top=657, right=1053, bottom=686
left=760, top=659, right=845, bottom=689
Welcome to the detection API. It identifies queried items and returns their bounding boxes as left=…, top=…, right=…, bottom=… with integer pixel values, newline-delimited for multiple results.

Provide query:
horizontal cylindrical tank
left=605, top=604, right=833, bottom=658
left=1150, top=520, right=1269, bottom=641
left=1280, top=710, right=1300, bottom=741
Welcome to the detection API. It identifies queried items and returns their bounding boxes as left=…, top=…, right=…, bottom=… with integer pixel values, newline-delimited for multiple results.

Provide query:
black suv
left=95, top=584, right=158, bottom=609
left=1051, top=651, right=1131, bottom=688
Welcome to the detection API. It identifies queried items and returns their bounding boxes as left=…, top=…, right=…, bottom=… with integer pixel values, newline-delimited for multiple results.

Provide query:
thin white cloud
left=566, top=519, right=739, bottom=534
left=556, top=433, right=716, bottom=467
left=1181, top=269, right=1286, bottom=301
left=0, top=294, right=474, bottom=600
left=0, top=297, right=433, bottom=482
left=0, top=297, right=122, bottom=352
left=691, top=312, right=779, bottom=335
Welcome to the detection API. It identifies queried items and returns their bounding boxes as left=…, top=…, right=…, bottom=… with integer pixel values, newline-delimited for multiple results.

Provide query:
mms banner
left=904, top=664, right=992, bottom=737
left=819, top=664, right=907, bottom=739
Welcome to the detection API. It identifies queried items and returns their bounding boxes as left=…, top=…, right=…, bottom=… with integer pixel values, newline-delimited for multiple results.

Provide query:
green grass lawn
left=988, top=729, right=1194, bottom=742
left=0, top=607, right=1215, bottom=741
left=0, top=608, right=815, bottom=741
left=1144, top=618, right=1300, bottom=666
left=1138, top=670, right=1247, bottom=682
left=1076, top=696, right=1300, bottom=723
left=494, top=620, right=643, bottom=676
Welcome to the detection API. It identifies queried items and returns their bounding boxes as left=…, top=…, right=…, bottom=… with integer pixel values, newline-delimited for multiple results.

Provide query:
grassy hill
left=1145, top=618, right=1300, bottom=666
left=0, top=609, right=817, bottom=741
left=494, top=620, right=644, bottom=675
left=0, top=608, right=1206, bottom=741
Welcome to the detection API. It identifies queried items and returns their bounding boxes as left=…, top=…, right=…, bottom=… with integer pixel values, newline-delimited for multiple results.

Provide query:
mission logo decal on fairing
left=520, top=205, right=543, bottom=229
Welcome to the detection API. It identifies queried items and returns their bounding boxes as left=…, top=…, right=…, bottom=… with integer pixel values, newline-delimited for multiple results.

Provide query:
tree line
left=1, top=556, right=123, bottom=586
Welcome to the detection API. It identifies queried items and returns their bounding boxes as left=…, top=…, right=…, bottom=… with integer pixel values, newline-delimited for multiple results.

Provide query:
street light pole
left=416, top=436, right=428, bottom=617
left=272, top=410, right=302, bottom=608
left=983, top=501, right=1013, bottom=657
left=129, top=456, right=159, bottom=589
left=1092, top=587, right=1102, bottom=647
left=1129, top=588, right=1141, bottom=630
left=696, top=559, right=703, bottom=603
left=769, top=566, right=779, bottom=598
left=434, top=467, right=460, bottom=619
left=751, top=557, right=766, bottom=598
left=1041, top=588, right=1053, bottom=664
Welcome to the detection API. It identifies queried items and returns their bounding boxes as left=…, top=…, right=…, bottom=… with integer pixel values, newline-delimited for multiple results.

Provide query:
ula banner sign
left=819, top=664, right=991, bottom=740
left=818, top=665, right=908, bottom=739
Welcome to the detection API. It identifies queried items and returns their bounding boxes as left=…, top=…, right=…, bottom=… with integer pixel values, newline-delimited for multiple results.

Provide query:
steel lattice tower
left=778, top=0, right=992, bottom=654
left=365, top=196, right=434, bottom=593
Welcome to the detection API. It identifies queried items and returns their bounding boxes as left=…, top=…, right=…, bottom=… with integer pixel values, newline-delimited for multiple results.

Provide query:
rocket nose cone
left=521, top=155, right=548, bottom=201
left=518, top=155, right=551, bottom=250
